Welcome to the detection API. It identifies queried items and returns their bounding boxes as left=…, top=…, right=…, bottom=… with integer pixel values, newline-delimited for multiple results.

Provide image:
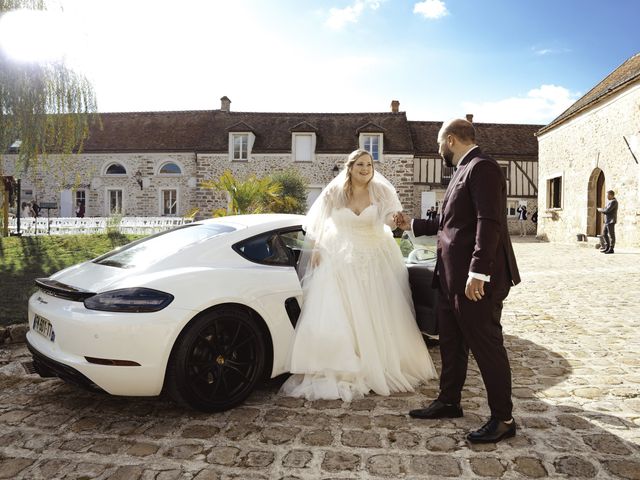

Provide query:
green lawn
left=0, top=233, right=144, bottom=326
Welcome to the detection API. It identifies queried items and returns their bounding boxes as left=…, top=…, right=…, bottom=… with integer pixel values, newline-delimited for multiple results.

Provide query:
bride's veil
left=297, top=162, right=402, bottom=283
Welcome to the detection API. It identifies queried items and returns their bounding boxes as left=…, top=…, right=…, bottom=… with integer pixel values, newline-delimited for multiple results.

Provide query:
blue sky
left=0, top=0, right=638, bottom=124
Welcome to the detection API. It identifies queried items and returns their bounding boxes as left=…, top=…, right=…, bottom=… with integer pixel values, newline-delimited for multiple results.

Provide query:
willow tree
left=0, top=0, right=98, bottom=176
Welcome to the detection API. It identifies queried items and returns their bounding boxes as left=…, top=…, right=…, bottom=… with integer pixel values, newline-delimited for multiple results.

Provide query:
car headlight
left=83, top=288, right=174, bottom=312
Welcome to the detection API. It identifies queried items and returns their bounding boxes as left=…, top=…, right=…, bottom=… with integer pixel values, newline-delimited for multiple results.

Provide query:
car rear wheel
left=166, top=307, right=266, bottom=412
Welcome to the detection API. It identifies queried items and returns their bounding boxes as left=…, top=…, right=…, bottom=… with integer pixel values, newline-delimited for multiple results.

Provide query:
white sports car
left=26, top=214, right=437, bottom=411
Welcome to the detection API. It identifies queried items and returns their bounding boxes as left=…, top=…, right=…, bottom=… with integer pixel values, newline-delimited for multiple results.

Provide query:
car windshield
left=94, top=223, right=237, bottom=269
left=399, top=232, right=437, bottom=264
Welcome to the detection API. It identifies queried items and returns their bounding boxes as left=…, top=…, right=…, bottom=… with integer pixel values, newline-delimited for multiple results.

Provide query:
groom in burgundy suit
left=396, top=118, right=520, bottom=443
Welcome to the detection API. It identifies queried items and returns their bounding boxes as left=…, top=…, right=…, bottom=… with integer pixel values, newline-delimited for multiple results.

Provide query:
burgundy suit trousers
left=436, top=286, right=513, bottom=421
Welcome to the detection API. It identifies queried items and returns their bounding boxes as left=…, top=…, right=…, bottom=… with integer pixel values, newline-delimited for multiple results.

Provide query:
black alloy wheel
left=166, top=307, right=266, bottom=412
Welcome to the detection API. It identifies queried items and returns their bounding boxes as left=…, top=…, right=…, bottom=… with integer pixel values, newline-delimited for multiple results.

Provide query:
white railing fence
left=7, top=217, right=193, bottom=236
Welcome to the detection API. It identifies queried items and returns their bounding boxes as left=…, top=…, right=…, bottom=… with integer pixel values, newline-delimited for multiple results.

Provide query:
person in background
left=516, top=204, right=527, bottom=237
left=21, top=202, right=31, bottom=218
left=76, top=200, right=85, bottom=218
left=598, top=190, right=618, bottom=254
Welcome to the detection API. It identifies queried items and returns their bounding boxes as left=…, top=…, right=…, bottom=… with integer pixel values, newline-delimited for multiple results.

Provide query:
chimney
left=220, top=96, right=231, bottom=112
left=466, top=113, right=473, bottom=123
left=391, top=100, right=400, bottom=113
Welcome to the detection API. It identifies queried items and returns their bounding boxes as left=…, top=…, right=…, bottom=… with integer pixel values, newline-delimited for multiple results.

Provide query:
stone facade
left=1, top=151, right=416, bottom=220
left=537, top=83, right=640, bottom=247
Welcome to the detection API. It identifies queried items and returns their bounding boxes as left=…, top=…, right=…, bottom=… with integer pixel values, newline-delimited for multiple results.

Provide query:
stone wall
left=1, top=152, right=198, bottom=218
left=537, top=84, right=640, bottom=247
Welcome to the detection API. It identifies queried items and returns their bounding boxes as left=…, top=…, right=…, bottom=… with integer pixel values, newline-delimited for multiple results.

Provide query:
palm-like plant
left=201, top=170, right=284, bottom=216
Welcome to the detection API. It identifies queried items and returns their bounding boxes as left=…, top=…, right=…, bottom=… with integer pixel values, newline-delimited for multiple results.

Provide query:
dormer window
left=233, top=134, right=249, bottom=160
left=357, top=122, right=385, bottom=161
left=360, top=133, right=383, bottom=161
left=227, top=122, right=255, bottom=162
left=289, top=121, right=318, bottom=163
left=292, top=133, right=316, bottom=162
left=105, top=163, right=127, bottom=175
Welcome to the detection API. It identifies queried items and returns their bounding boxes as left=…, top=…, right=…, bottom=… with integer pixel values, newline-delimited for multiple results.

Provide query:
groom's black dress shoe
left=466, top=417, right=516, bottom=443
left=409, top=400, right=463, bottom=419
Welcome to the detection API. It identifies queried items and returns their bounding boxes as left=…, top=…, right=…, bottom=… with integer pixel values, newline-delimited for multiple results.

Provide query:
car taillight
left=83, top=288, right=174, bottom=313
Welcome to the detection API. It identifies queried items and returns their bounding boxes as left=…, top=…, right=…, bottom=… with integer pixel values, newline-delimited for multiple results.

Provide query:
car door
left=233, top=227, right=305, bottom=328
left=401, top=233, right=439, bottom=337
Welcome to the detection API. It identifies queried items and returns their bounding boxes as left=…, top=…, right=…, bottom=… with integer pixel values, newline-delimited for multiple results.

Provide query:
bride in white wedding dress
left=280, top=149, right=437, bottom=402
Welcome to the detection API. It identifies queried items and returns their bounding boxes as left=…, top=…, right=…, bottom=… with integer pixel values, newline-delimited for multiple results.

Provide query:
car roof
left=194, top=213, right=305, bottom=232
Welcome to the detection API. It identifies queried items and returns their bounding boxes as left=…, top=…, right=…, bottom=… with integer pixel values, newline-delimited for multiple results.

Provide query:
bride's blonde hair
left=343, top=149, right=374, bottom=199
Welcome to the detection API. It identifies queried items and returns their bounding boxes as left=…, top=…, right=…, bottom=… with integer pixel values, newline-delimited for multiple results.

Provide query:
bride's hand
left=394, top=212, right=412, bottom=231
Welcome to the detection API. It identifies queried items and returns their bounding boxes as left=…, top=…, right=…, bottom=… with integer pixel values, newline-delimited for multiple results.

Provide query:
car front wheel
left=166, top=307, right=266, bottom=412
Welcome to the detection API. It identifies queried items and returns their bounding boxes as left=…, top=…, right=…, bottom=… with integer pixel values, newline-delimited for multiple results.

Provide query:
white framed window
left=159, top=162, right=182, bottom=175
left=75, top=190, right=86, bottom=205
left=292, top=133, right=316, bottom=162
left=230, top=133, right=251, bottom=161
left=506, top=199, right=518, bottom=217
left=546, top=174, right=563, bottom=210
left=359, top=134, right=383, bottom=161
left=161, top=189, right=178, bottom=216
left=107, top=189, right=123, bottom=215
left=105, top=163, right=127, bottom=175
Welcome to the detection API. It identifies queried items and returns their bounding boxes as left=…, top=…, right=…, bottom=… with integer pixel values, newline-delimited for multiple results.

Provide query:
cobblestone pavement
left=1, top=239, right=639, bottom=479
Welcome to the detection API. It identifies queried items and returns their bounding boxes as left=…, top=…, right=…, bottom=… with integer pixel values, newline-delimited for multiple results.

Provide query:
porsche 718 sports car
left=26, top=214, right=437, bottom=411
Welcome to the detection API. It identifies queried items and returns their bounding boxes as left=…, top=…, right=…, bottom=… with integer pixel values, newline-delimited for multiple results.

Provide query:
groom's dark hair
left=443, top=119, right=476, bottom=143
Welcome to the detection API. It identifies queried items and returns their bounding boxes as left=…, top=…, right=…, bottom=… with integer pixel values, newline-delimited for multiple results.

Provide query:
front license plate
left=33, top=314, right=55, bottom=342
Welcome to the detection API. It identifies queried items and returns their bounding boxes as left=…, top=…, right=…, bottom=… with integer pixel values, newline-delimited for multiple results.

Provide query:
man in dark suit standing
left=598, top=190, right=618, bottom=254
left=395, top=118, right=521, bottom=443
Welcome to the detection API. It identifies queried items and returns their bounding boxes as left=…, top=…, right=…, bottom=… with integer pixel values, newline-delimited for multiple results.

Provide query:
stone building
left=1, top=98, right=541, bottom=234
left=536, top=52, right=640, bottom=247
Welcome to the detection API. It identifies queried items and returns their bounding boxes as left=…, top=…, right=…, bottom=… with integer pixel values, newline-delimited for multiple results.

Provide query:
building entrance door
left=60, top=189, right=73, bottom=217
left=595, top=171, right=605, bottom=235
left=586, top=168, right=605, bottom=237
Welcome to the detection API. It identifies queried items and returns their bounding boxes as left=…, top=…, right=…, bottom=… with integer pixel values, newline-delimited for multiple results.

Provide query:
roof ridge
left=223, top=111, right=407, bottom=116
left=538, top=51, right=640, bottom=135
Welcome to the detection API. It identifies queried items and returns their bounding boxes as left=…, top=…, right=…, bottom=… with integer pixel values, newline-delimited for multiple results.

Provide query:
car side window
left=279, top=230, right=305, bottom=266
left=236, top=230, right=302, bottom=266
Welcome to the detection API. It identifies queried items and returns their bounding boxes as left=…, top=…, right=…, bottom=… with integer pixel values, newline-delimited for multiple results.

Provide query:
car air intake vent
left=35, top=278, right=95, bottom=302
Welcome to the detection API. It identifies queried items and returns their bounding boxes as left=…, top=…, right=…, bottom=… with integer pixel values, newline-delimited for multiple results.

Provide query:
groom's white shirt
left=411, top=145, right=491, bottom=283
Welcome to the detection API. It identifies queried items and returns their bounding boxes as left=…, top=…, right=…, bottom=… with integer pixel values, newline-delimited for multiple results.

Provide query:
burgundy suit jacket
left=414, top=147, right=520, bottom=297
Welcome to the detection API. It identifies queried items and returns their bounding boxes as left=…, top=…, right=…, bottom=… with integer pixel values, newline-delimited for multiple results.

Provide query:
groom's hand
left=394, top=212, right=412, bottom=231
left=465, top=277, right=485, bottom=302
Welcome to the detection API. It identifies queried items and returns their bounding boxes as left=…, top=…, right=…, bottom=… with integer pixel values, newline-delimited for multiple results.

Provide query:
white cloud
left=462, top=85, right=581, bottom=124
left=532, top=46, right=572, bottom=56
left=325, top=0, right=384, bottom=30
left=413, top=0, right=448, bottom=20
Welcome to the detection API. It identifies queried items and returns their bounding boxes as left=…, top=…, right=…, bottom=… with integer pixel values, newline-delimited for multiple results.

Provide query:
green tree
left=269, top=169, right=308, bottom=214
left=0, top=0, right=98, bottom=175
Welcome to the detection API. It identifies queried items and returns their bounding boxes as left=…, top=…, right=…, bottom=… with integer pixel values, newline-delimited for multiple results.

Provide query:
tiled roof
left=83, top=110, right=415, bottom=154
left=537, top=52, right=640, bottom=136
left=409, top=121, right=542, bottom=158
left=83, top=111, right=215, bottom=152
